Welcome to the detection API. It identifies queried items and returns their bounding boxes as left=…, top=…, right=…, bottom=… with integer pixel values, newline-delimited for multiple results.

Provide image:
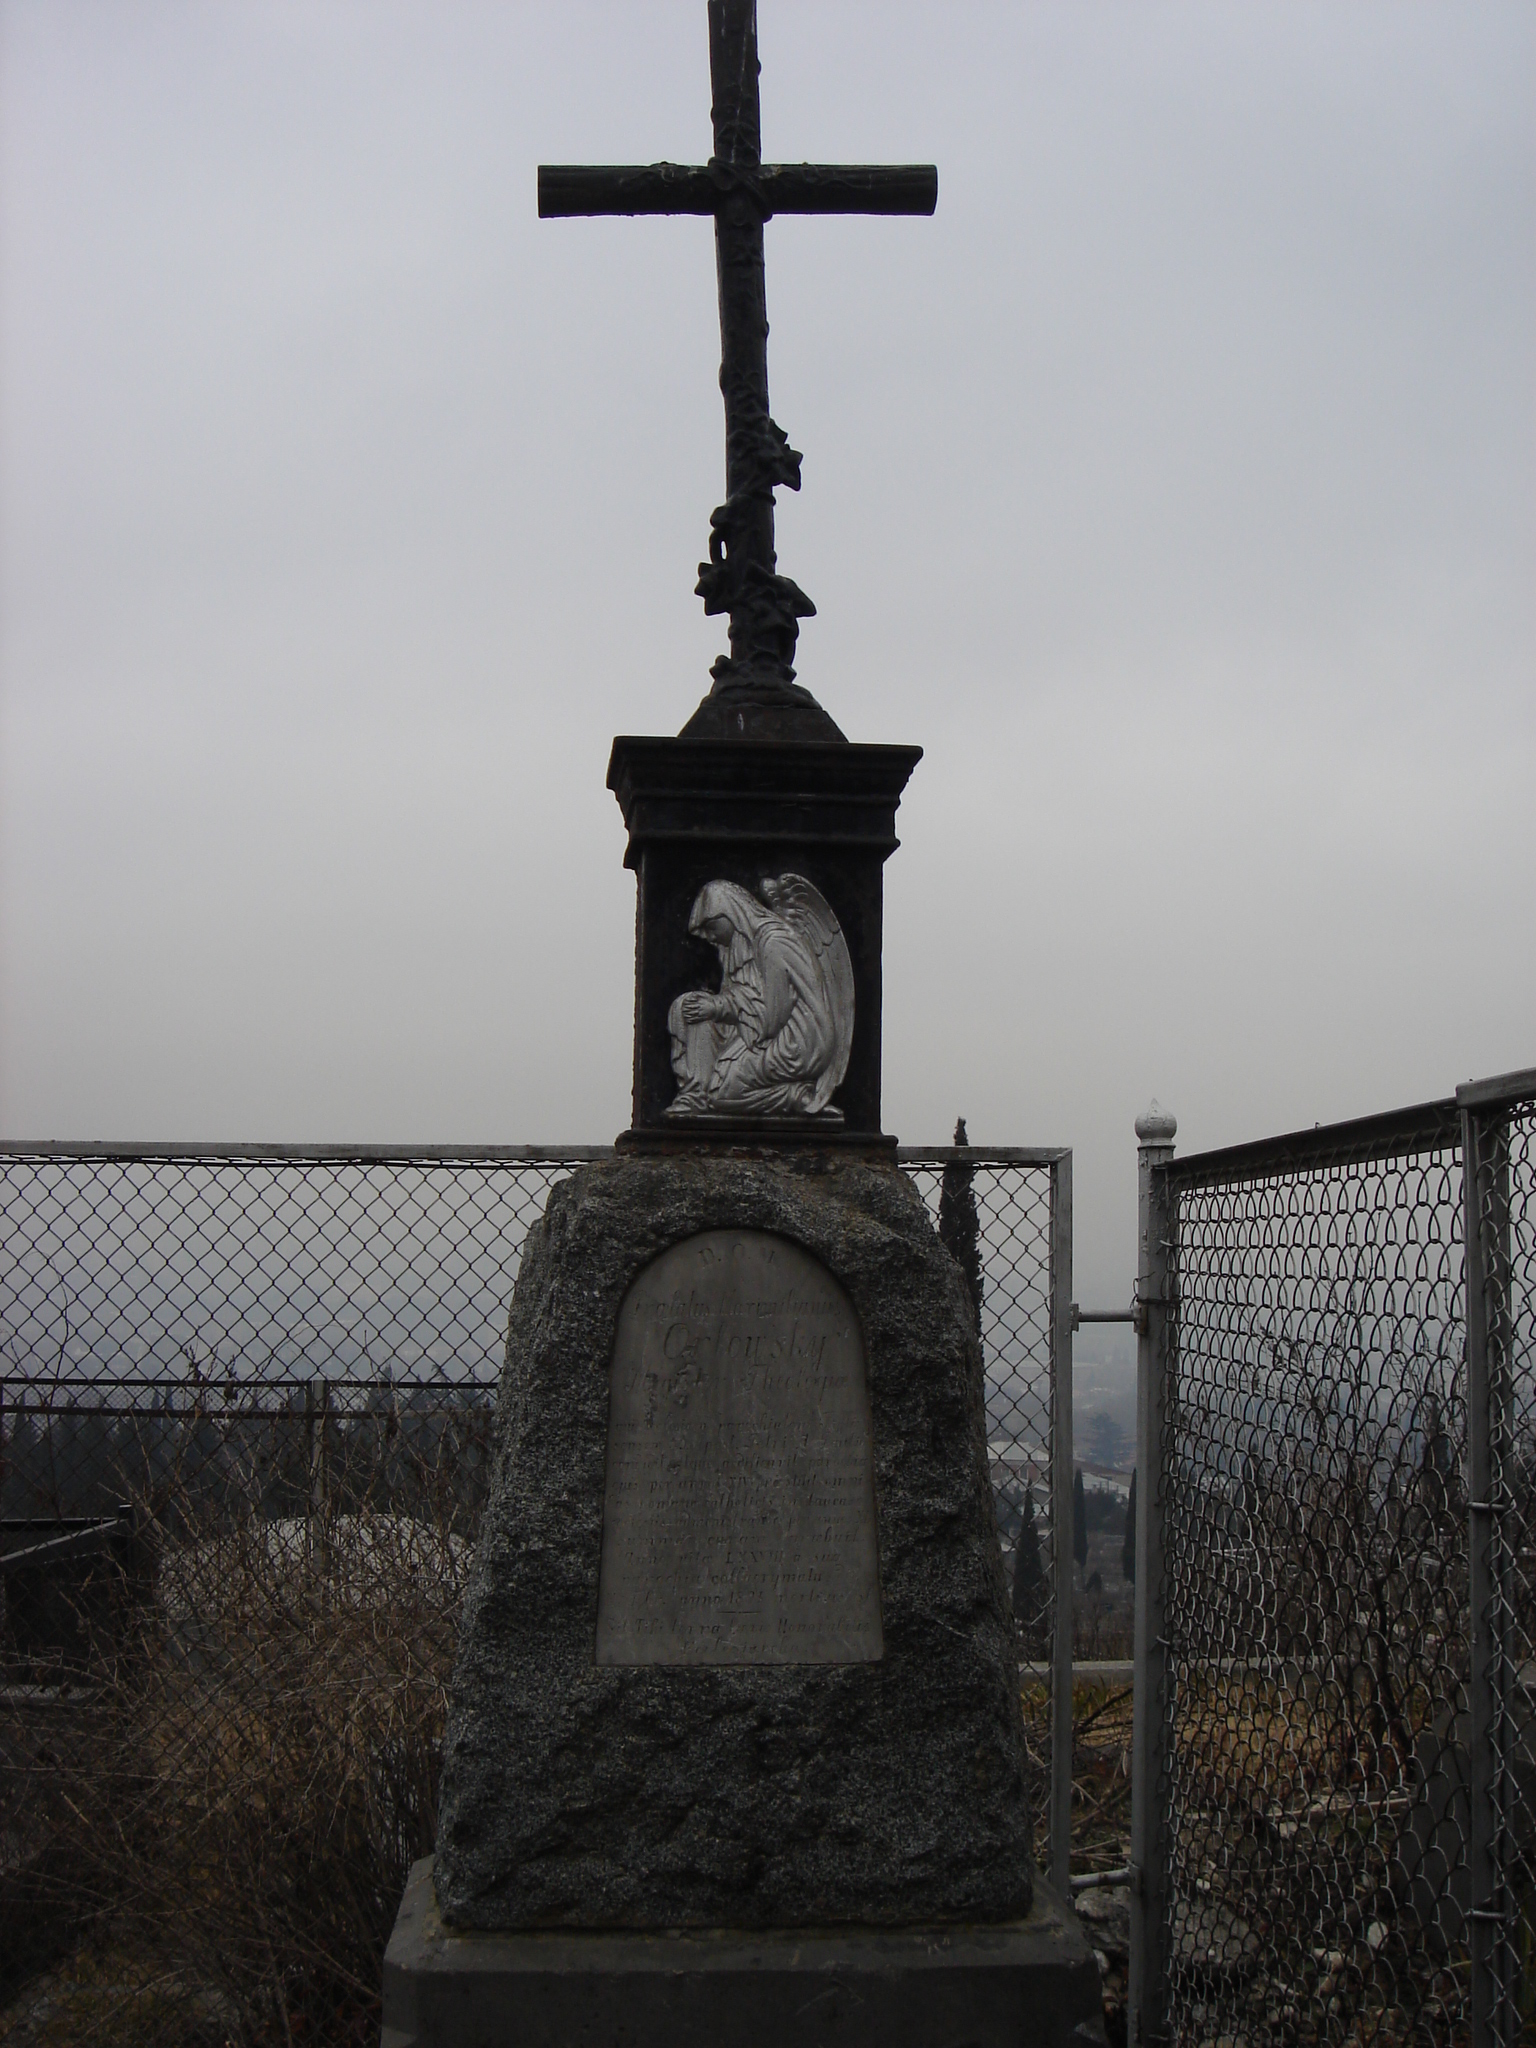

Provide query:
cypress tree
left=1012, top=1482, right=1045, bottom=1627
left=1072, top=1466, right=1088, bottom=1574
left=937, top=1116, right=983, bottom=1338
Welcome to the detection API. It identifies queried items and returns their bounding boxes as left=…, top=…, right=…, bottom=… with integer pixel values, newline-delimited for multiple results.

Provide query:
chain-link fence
left=0, top=1147, right=602, bottom=2048
left=1, top=1142, right=1067, bottom=2046
left=1132, top=1069, right=1536, bottom=2048
left=901, top=1147, right=1073, bottom=1883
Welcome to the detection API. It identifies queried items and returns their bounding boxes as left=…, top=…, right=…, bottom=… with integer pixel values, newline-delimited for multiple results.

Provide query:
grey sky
left=2, top=1, right=1531, bottom=1313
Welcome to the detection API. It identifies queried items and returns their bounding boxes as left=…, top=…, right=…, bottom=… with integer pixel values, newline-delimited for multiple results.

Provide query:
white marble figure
left=666, top=875, right=854, bottom=1119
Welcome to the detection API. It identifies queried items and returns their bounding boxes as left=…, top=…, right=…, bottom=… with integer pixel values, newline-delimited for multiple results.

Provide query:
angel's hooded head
left=688, top=881, right=778, bottom=973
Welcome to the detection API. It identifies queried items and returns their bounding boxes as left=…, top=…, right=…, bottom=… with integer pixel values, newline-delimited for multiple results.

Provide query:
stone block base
left=381, top=1859, right=1105, bottom=2048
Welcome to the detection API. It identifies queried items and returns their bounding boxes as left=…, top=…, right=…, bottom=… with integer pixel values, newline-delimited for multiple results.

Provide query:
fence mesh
left=1478, top=1093, right=1536, bottom=2044
left=1154, top=1115, right=1473, bottom=2047
left=0, top=1145, right=1059, bottom=2046
left=902, top=1155, right=1063, bottom=1867
left=0, top=1151, right=590, bottom=2048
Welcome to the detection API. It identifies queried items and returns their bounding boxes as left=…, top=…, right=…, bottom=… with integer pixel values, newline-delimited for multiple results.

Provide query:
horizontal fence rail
left=0, top=1139, right=1068, bottom=2044
left=1135, top=1068, right=1536, bottom=2048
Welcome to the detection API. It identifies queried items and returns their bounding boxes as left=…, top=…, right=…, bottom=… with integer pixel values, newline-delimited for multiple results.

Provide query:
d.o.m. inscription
left=595, top=1230, right=882, bottom=1665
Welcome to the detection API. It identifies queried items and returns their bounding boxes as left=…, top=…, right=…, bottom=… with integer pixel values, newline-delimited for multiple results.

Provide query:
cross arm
left=538, top=162, right=937, bottom=220
left=539, top=164, right=716, bottom=217
left=758, top=164, right=937, bottom=216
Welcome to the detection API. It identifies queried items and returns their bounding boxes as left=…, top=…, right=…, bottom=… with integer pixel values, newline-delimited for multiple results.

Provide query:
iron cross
left=539, top=0, right=935, bottom=714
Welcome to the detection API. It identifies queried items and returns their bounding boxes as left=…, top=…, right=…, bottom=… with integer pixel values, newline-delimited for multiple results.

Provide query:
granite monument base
left=382, top=1857, right=1106, bottom=2048
left=392, top=1152, right=1103, bottom=2039
left=433, top=1154, right=1034, bottom=1929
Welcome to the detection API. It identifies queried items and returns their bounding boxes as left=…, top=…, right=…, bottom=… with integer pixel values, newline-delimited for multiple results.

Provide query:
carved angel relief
left=666, top=875, right=854, bottom=1120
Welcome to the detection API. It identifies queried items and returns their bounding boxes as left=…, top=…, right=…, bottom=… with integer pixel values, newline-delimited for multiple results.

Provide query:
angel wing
left=760, top=873, right=855, bottom=1114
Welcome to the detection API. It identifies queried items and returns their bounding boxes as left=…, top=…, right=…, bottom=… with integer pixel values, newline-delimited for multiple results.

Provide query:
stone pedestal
left=433, top=1153, right=1030, bottom=1928
left=383, top=1857, right=1105, bottom=2048
left=383, top=1152, right=1103, bottom=2042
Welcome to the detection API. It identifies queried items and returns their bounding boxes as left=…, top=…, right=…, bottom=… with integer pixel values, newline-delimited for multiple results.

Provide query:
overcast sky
left=2, top=0, right=1531, bottom=1311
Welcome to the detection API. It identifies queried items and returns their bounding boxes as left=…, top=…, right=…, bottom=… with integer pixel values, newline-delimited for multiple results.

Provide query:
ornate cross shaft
left=540, top=0, right=936, bottom=720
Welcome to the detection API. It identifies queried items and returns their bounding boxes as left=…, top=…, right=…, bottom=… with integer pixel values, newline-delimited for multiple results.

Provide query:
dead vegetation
left=1020, top=1676, right=1134, bottom=2042
left=2, top=1426, right=468, bottom=2047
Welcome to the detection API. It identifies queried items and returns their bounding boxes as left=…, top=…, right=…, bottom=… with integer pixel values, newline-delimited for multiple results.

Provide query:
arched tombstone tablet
left=596, top=1229, right=882, bottom=1665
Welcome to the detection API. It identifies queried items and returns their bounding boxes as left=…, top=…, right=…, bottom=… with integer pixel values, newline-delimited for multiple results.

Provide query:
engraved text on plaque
left=595, top=1230, right=882, bottom=1665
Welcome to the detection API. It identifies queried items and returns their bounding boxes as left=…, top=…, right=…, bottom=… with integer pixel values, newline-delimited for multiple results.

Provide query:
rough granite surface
left=433, top=1154, right=1033, bottom=1931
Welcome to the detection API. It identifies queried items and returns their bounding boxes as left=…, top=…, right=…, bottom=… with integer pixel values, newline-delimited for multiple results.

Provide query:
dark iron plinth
left=606, top=736, right=921, bottom=1145
left=382, top=1859, right=1105, bottom=2048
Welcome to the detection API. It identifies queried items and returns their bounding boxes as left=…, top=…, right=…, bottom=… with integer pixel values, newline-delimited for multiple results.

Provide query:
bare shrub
left=4, top=1414, right=470, bottom=2047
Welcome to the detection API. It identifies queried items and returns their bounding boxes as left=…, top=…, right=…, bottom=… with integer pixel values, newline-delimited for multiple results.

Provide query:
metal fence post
left=1464, top=1098, right=1512, bottom=2048
left=1049, top=1149, right=1075, bottom=1896
left=1129, top=1104, right=1176, bottom=2048
left=308, top=1375, right=331, bottom=1575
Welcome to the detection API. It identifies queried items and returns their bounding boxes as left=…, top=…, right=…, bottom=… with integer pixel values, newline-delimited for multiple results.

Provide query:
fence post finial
left=1135, top=1101, right=1177, bottom=1147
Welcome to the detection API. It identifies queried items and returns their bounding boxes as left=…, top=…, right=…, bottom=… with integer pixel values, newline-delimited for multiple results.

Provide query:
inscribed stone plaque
left=596, top=1229, right=882, bottom=1665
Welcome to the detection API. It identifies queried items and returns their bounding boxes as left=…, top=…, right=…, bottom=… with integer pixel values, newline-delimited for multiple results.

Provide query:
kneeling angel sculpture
left=666, top=875, right=855, bottom=1119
